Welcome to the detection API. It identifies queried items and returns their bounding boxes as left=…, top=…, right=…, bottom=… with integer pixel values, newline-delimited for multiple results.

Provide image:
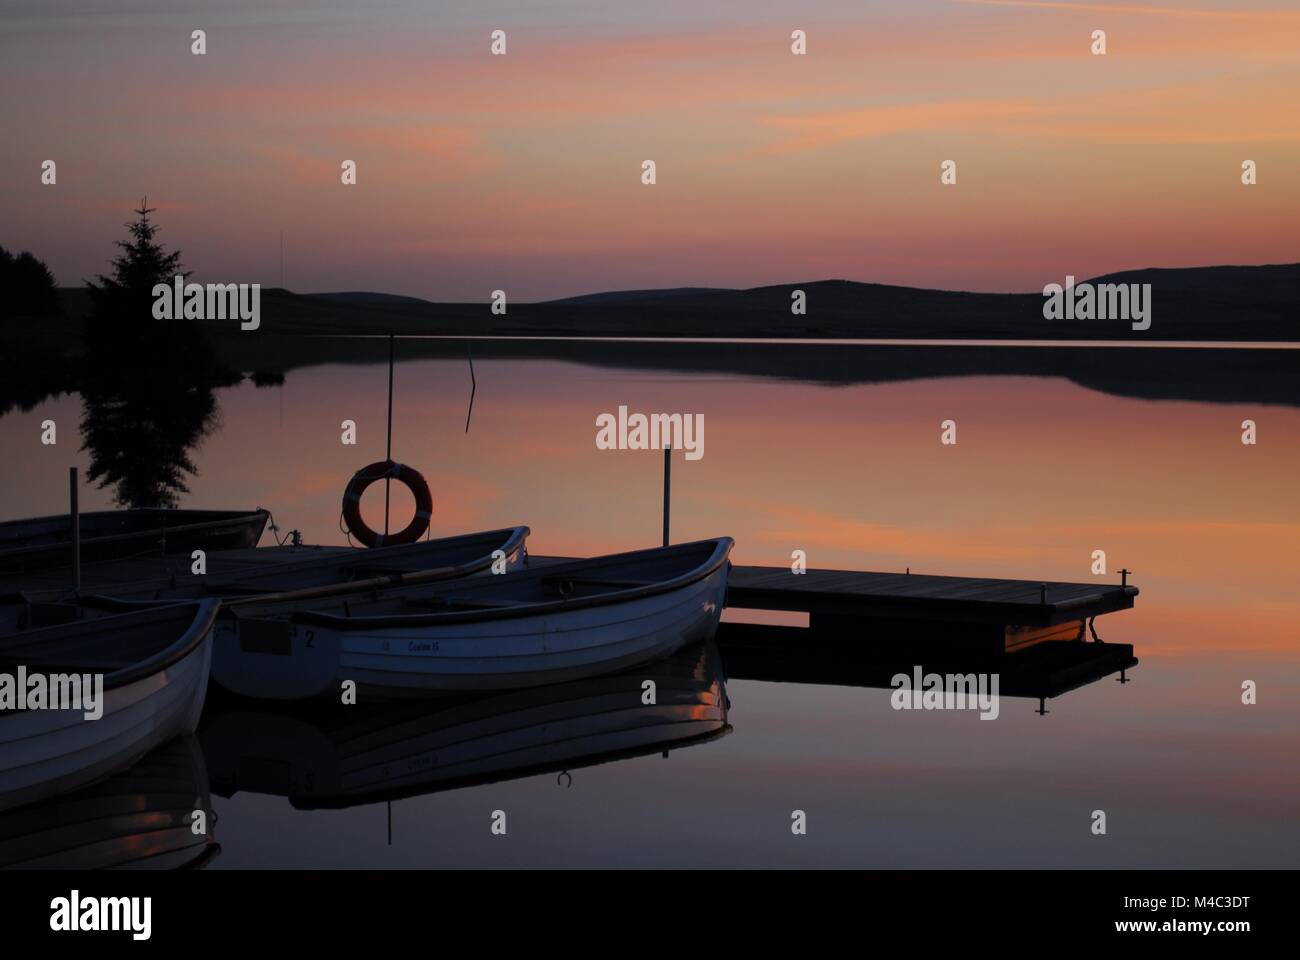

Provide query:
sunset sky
left=3, top=0, right=1298, bottom=300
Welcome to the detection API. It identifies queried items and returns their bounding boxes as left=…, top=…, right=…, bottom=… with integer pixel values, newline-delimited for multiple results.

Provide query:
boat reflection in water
left=200, top=640, right=730, bottom=809
left=0, top=737, right=218, bottom=869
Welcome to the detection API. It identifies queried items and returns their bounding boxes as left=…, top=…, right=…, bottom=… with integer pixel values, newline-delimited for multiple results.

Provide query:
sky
left=2, top=0, right=1298, bottom=300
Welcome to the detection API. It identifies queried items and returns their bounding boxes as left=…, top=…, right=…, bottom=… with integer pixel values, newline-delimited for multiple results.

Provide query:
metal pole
left=384, top=332, right=394, bottom=537
left=70, top=467, right=80, bottom=594
left=662, top=445, right=671, bottom=547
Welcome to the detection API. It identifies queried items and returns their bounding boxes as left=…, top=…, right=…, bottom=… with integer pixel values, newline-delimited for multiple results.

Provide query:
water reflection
left=78, top=314, right=224, bottom=509
left=0, top=737, right=217, bottom=870
left=200, top=641, right=730, bottom=809
left=717, top=623, right=1139, bottom=717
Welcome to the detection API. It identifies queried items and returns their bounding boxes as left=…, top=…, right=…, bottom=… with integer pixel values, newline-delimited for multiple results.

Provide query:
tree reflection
left=79, top=201, right=224, bottom=508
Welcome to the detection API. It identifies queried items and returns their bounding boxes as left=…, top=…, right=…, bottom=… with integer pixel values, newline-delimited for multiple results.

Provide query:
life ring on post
left=341, top=460, right=432, bottom=547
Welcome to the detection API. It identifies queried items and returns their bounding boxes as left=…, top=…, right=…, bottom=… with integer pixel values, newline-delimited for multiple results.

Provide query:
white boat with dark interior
left=0, top=600, right=218, bottom=812
left=213, top=537, right=732, bottom=699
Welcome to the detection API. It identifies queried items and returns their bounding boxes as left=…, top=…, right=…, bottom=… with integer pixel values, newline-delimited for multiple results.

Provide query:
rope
left=260, top=508, right=297, bottom=547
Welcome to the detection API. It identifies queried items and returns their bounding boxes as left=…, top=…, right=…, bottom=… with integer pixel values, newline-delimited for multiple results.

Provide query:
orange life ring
left=341, top=460, right=432, bottom=547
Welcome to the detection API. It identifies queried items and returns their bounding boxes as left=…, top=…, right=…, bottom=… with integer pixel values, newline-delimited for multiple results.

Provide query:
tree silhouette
left=0, top=245, right=60, bottom=319
left=80, top=200, right=219, bottom=508
left=0, top=246, right=66, bottom=416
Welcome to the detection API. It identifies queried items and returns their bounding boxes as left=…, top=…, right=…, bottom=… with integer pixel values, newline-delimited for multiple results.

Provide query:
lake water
left=2, top=344, right=1297, bottom=868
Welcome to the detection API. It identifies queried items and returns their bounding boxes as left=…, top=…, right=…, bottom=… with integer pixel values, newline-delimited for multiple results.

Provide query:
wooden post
left=384, top=332, right=394, bottom=537
left=662, top=445, right=671, bottom=547
left=69, top=466, right=80, bottom=594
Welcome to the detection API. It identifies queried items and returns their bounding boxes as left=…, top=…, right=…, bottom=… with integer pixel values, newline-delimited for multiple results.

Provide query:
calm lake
left=2, top=343, right=1297, bottom=868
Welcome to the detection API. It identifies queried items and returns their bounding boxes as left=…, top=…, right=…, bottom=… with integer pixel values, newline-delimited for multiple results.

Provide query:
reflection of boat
left=717, top=621, right=1138, bottom=712
left=213, top=538, right=732, bottom=699
left=201, top=641, right=730, bottom=808
left=0, top=601, right=217, bottom=812
left=0, top=508, right=268, bottom=574
left=0, top=737, right=217, bottom=869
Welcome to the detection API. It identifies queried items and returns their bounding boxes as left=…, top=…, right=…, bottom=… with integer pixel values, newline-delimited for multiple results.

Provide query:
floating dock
left=723, top=564, right=1138, bottom=655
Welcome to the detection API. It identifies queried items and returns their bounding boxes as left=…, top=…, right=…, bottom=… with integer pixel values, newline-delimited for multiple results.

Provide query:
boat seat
left=0, top=654, right=135, bottom=673
left=401, top=596, right=531, bottom=611
left=541, top=574, right=649, bottom=592
left=345, top=564, right=417, bottom=577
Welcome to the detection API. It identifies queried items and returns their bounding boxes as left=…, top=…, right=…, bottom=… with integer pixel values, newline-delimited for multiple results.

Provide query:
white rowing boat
left=0, top=508, right=268, bottom=574
left=0, top=601, right=218, bottom=812
left=212, top=538, right=732, bottom=699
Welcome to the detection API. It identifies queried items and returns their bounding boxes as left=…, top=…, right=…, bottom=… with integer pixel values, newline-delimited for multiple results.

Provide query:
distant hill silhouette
left=17, top=265, right=1297, bottom=411
left=545, top=287, right=732, bottom=305
left=49, top=262, right=1299, bottom=342
left=309, top=291, right=433, bottom=306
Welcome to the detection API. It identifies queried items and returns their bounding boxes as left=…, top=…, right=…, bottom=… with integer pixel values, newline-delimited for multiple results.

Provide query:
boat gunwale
left=275, top=537, right=733, bottom=630
left=0, top=509, right=270, bottom=566
left=76, top=525, right=531, bottom=612
left=0, top=600, right=219, bottom=692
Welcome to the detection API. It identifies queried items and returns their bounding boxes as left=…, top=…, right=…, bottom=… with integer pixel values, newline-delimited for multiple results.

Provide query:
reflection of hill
left=7, top=266, right=1296, bottom=417
left=214, top=335, right=1300, bottom=409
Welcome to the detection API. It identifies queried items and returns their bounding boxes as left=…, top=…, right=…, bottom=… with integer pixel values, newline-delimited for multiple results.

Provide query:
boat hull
left=212, top=562, right=728, bottom=699
left=0, top=615, right=214, bottom=813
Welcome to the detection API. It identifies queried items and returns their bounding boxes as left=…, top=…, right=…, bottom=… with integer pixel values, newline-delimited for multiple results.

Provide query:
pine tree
left=87, top=198, right=183, bottom=306
left=80, top=200, right=218, bottom=508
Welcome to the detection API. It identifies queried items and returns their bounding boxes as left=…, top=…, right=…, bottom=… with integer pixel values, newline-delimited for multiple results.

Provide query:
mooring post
left=384, top=332, right=395, bottom=537
left=69, top=466, right=80, bottom=595
left=662, top=445, right=671, bottom=547
left=1120, top=568, right=1130, bottom=587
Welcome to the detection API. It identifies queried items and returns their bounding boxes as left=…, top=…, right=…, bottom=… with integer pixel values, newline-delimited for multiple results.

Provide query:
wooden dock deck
left=723, top=565, right=1138, bottom=655
left=726, top=565, right=1137, bottom=626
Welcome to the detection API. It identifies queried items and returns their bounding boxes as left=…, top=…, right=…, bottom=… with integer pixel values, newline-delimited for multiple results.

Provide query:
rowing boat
left=0, top=526, right=530, bottom=634
left=0, top=601, right=218, bottom=812
left=0, top=508, right=269, bottom=574
left=212, top=537, right=732, bottom=699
